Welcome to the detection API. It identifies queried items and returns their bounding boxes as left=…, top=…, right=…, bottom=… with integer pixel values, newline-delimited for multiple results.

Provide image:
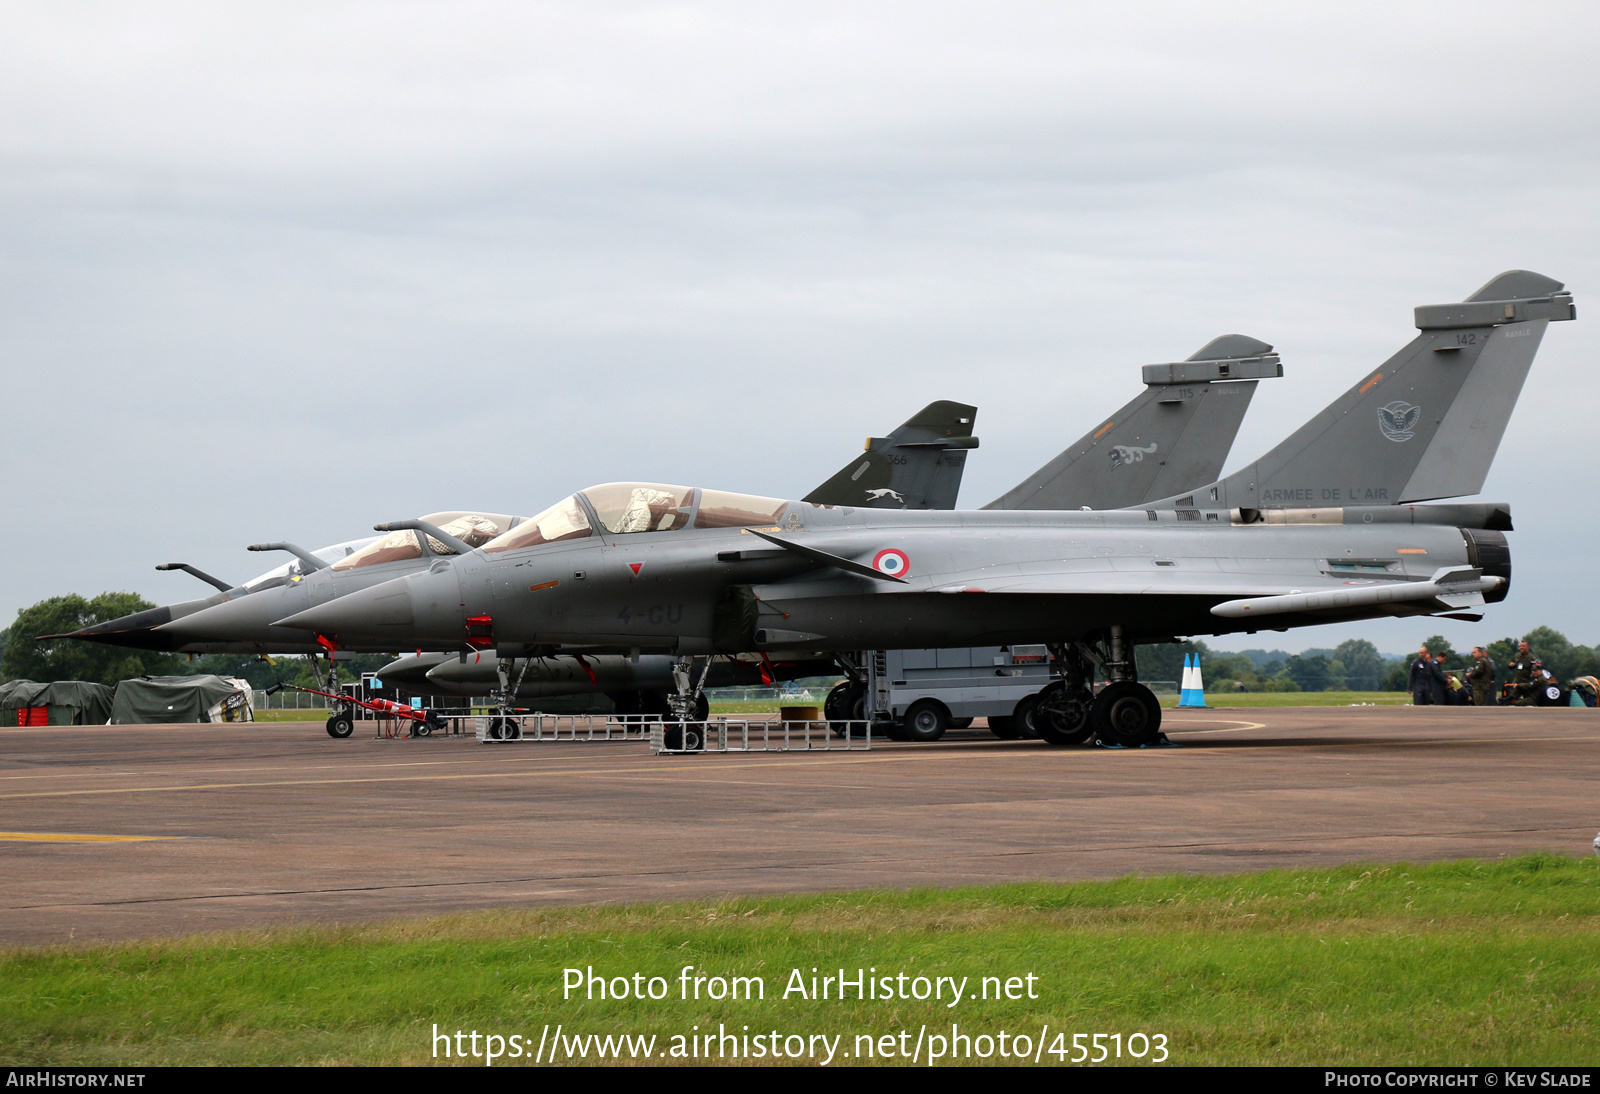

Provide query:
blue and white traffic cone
left=1179, top=653, right=1208, bottom=708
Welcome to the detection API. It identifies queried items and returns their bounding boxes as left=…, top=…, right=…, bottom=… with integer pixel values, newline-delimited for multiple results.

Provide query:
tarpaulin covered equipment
left=0, top=680, right=115, bottom=726
left=108, top=675, right=254, bottom=724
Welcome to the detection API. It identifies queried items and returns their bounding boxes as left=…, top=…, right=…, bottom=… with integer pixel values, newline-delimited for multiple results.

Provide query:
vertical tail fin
left=1146, top=271, right=1575, bottom=511
left=804, top=400, right=978, bottom=510
left=984, top=335, right=1281, bottom=510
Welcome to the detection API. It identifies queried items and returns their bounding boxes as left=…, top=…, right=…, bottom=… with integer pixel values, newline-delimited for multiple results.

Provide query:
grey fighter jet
left=51, top=401, right=979, bottom=663
left=277, top=272, right=1572, bottom=748
left=372, top=339, right=1280, bottom=704
left=139, top=403, right=980, bottom=663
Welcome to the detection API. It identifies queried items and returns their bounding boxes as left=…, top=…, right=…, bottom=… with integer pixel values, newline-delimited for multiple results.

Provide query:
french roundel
left=873, top=548, right=910, bottom=577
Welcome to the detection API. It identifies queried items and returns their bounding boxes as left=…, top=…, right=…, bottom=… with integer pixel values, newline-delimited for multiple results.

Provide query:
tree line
left=1137, top=629, right=1600, bottom=693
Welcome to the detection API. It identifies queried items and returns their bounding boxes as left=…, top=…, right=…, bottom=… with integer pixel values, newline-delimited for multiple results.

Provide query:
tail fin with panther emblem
left=983, top=335, right=1281, bottom=511
left=805, top=401, right=979, bottom=510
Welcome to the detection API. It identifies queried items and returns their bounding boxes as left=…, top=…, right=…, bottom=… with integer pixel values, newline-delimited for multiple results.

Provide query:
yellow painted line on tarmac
left=1162, top=719, right=1267, bottom=734
left=0, top=832, right=180, bottom=843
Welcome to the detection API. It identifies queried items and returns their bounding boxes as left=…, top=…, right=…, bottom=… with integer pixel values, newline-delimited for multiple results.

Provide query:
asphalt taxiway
left=0, top=706, right=1595, bottom=946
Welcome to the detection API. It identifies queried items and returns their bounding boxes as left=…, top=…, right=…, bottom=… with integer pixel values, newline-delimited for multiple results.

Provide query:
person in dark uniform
left=1508, top=640, right=1537, bottom=704
left=1531, top=660, right=1563, bottom=705
left=1466, top=646, right=1496, bottom=706
left=1408, top=646, right=1436, bottom=705
left=1435, top=652, right=1459, bottom=705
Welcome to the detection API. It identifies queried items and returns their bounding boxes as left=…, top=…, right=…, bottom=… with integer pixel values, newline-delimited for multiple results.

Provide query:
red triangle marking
left=629, top=562, right=643, bottom=575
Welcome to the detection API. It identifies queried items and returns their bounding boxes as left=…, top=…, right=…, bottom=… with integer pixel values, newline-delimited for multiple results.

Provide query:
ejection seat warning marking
left=629, top=563, right=643, bottom=575
left=528, top=580, right=560, bottom=592
left=0, top=831, right=180, bottom=842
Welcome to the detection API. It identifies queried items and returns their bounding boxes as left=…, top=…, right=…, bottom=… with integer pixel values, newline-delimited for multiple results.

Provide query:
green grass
left=250, top=708, right=333, bottom=722
left=1164, top=690, right=1413, bottom=708
left=3, top=856, right=1597, bottom=1066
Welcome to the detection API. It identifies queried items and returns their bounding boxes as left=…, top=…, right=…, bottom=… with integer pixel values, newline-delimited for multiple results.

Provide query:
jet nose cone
left=277, top=580, right=413, bottom=634
left=276, top=567, right=463, bottom=644
left=154, top=592, right=281, bottom=645
left=376, top=652, right=451, bottom=689
left=50, top=605, right=179, bottom=651
left=425, top=652, right=491, bottom=686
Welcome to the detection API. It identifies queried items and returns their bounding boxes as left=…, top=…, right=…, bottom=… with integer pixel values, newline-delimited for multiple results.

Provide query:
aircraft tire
left=902, top=700, right=949, bottom=742
left=487, top=717, right=520, bottom=740
left=824, top=682, right=855, bottom=721
left=827, top=682, right=868, bottom=737
left=1033, top=684, right=1094, bottom=745
left=325, top=712, right=354, bottom=739
left=988, top=715, right=1021, bottom=739
left=1090, top=681, right=1162, bottom=747
left=663, top=722, right=706, bottom=752
left=693, top=693, right=710, bottom=723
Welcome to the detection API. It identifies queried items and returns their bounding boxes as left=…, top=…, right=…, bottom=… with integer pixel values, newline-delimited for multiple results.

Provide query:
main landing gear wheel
left=1090, top=681, right=1162, bottom=747
left=901, top=699, right=950, bottom=743
left=1033, top=683, right=1094, bottom=745
left=325, top=711, right=354, bottom=739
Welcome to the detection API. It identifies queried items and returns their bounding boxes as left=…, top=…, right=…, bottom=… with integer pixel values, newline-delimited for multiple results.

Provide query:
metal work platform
left=463, top=713, right=655, bottom=742
left=651, top=719, right=872, bottom=754
left=459, top=712, right=873, bottom=754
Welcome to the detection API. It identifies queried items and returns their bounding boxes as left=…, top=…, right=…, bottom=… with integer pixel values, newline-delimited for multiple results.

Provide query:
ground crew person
left=1407, top=646, right=1436, bottom=705
left=1508, top=640, right=1537, bottom=704
left=1435, top=652, right=1458, bottom=705
left=1466, top=646, right=1496, bottom=706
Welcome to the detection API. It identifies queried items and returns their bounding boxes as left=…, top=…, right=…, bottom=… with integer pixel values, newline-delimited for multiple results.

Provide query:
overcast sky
left=2, top=2, right=1596, bottom=654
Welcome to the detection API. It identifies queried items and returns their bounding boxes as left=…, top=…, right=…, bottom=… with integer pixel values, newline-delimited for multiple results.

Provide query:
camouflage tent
left=108, top=675, right=253, bottom=724
left=0, top=679, right=116, bottom=726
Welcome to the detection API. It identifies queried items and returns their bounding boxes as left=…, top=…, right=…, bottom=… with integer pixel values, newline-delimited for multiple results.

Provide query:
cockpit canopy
left=330, top=512, right=521, bottom=572
left=482, top=483, right=790, bottom=554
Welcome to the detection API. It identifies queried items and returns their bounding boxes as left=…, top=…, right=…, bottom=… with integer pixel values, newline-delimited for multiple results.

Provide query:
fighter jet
left=278, top=272, right=1572, bottom=748
left=372, top=338, right=1281, bottom=708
